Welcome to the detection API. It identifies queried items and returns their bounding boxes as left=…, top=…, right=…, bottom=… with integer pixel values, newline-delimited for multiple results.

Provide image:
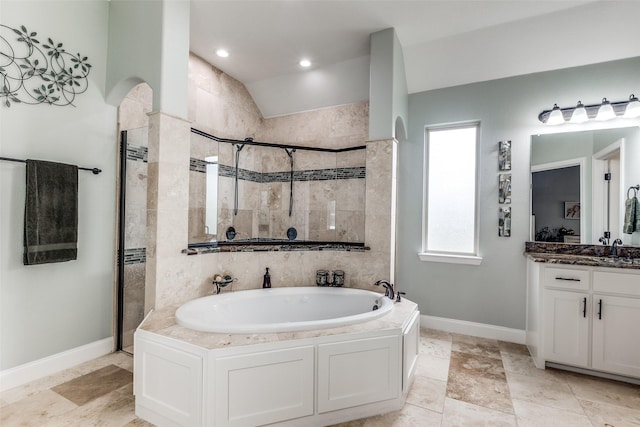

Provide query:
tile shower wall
left=117, top=83, right=152, bottom=348
left=150, top=55, right=390, bottom=309
left=207, top=144, right=366, bottom=242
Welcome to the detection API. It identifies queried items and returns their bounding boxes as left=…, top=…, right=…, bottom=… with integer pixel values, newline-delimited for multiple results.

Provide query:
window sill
left=418, top=252, right=483, bottom=265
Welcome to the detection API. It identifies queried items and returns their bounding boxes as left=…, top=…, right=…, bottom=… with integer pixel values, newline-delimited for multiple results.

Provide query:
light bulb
left=216, top=49, right=229, bottom=58
left=299, top=59, right=311, bottom=68
left=569, top=101, right=588, bottom=123
left=624, top=94, right=640, bottom=118
left=547, top=104, right=565, bottom=125
left=595, top=98, right=616, bottom=121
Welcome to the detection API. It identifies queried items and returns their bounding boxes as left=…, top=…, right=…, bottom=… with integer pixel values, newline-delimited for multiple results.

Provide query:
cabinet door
left=134, top=337, right=203, bottom=427
left=543, top=289, right=589, bottom=367
left=592, top=295, right=640, bottom=378
left=213, top=346, right=314, bottom=427
left=317, top=335, right=400, bottom=413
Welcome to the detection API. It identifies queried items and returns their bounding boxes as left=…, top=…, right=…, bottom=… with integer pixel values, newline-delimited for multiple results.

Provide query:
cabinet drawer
left=593, top=270, right=640, bottom=296
left=543, top=267, right=590, bottom=290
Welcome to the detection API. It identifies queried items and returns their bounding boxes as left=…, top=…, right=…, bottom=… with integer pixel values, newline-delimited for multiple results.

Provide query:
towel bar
left=0, top=156, right=101, bottom=174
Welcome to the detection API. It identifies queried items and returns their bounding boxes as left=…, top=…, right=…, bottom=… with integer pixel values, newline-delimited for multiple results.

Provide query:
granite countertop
left=524, top=242, right=640, bottom=270
left=138, top=293, right=418, bottom=351
left=526, top=253, right=640, bottom=270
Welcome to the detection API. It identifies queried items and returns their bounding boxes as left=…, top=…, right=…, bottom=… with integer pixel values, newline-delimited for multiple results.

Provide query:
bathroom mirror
left=188, top=130, right=366, bottom=245
left=530, top=126, right=640, bottom=247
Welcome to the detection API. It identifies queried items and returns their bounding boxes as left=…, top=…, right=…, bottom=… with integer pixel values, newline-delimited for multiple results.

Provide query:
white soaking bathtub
left=175, top=286, right=394, bottom=333
left=135, top=287, right=419, bottom=427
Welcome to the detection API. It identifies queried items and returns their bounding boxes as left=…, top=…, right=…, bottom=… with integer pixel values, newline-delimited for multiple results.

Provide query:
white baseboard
left=421, top=315, right=525, bottom=344
left=0, top=337, right=114, bottom=392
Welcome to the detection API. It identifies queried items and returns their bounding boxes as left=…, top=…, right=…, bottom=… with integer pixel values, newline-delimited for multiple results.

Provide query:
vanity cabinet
left=591, top=294, right=640, bottom=377
left=527, top=260, right=640, bottom=379
left=542, top=289, right=590, bottom=367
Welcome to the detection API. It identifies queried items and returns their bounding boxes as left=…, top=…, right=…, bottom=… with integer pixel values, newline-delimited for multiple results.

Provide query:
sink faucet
left=611, top=239, right=623, bottom=258
left=374, top=280, right=395, bottom=300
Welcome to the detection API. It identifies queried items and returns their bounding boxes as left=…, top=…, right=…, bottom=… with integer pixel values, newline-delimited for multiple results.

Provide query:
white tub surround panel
left=526, top=257, right=640, bottom=381
left=134, top=296, right=419, bottom=426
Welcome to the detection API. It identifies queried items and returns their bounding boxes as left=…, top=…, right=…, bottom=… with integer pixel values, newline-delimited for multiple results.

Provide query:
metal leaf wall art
left=0, top=24, right=92, bottom=107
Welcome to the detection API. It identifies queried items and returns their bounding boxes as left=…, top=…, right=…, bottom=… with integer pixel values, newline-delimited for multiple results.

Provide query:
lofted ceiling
left=190, top=1, right=640, bottom=118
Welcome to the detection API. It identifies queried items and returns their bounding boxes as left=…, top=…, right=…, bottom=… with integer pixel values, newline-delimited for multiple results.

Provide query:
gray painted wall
left=1, top=1, right=116, bottom=370
left=398, top=57, right=640, bottom=330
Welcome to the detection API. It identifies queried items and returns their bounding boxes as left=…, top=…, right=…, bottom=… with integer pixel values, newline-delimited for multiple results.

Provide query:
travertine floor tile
left=0, top=367, right=81, bottom=407
left=124, top=418, right=156, bottom=426
left=506, top=371, right=584, bottom=414
left=362, top=402, right=442, bottom=426
left=329, top=418, right=367, bottom=427
left=50, top=383, right=136, bottom=426
left=579, top=398, right=640, bottom=427
left=564, top=372, right=640, bottom=410
left=451, top=334, right=502, bottom=360
left=420, top=336, right=452, bottom=359
left=406, top=375, right=447, bottom=413
left=420, top=328, right=452, bottom=342
left=73, top=352, right=134, bottom=375
left=52, top=364, right=132, bottom=406
left=441, top=397, right=516, bottom=427
left=449, top=351, right=506, bottom=380
left=497, top=341, right=530, bottom=356
left=500, top=351, right=566, bottom=382
left=415, top=353, right=450, bottom=382
left=0, top=389, right=77, bottom=426
left=512, top=399, right=592, bottom=427
left=447, top=351, right=513, bottom=414
left=4, top=331, right=638, bottom=426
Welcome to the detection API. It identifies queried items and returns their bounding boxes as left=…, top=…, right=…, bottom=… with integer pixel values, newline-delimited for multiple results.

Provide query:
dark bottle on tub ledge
left=263, top=267, right=271, bottom=288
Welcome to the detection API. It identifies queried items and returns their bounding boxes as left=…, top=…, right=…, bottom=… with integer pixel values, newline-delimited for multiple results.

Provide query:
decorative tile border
left=183, top=242, right=368, bottom=255
left=214, top=163, right=365, bottom=182
left=190, top=158, right=208, bottom=173
left=126, top=144, right=148, bottom=163
left=123, top=247, right=146, bottom=265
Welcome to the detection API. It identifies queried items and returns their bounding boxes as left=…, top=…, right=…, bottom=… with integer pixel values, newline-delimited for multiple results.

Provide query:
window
left=420, top=123, right=482, bottom=265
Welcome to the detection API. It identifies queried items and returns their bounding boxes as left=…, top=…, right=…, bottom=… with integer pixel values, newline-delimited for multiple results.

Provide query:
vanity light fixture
left=624, top=94, right=640, bottom=118
left=547, top=104, right=565, bottom=125
left=539, top=94, right=640, bottom=125
left=595, top=98, right=615, bottom=121
left=569, top=101, right=588, bottom=123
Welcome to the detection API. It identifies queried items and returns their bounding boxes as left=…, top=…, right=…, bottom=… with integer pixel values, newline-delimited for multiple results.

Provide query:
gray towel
left=623, top=196, right=640, bottom=234
left=24, top=160, right=78, bottom=265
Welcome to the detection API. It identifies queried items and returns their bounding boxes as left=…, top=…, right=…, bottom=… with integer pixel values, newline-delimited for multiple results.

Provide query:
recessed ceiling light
left=299, top=59, right=311, bottom=68
left=216, top=49, right=229, bottom=58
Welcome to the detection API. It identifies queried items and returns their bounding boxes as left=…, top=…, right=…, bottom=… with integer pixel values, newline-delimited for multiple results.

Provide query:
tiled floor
left=1, top=329, right=639, bottom=426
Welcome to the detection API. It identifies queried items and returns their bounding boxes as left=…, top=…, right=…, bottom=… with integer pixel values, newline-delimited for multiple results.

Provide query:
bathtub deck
left=138, top=291, right=417, bottom=350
